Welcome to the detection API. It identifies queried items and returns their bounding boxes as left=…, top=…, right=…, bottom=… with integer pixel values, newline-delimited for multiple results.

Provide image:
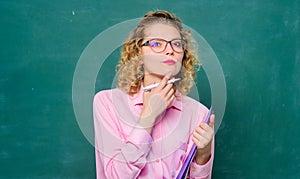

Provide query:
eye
left=172, top=41, right=182, bottom=47
left=149, top=40, right=162, bottom=47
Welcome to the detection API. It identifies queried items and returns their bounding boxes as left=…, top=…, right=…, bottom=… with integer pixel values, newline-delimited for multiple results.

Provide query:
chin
left=154, top=71, right=180, bottom=78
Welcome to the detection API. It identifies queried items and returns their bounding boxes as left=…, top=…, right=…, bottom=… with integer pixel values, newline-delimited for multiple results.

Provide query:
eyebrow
left=144, top=37, right=182, bottom=41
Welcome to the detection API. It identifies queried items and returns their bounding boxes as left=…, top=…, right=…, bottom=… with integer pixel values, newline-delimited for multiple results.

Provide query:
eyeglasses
left=142, top=38, right=186, bottom=53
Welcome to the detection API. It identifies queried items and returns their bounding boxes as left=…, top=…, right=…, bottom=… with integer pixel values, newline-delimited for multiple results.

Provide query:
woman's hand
left=192, top=114, right=215, bottom=165
left=139, top=74, right=175, bottom=132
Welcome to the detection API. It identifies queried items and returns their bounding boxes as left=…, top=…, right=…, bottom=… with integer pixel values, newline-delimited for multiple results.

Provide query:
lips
left=163, top=59, right=176, bottom=65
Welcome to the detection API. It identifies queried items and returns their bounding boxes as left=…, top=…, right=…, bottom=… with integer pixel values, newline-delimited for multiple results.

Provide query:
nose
left=165, top=42, right=175, bottom=55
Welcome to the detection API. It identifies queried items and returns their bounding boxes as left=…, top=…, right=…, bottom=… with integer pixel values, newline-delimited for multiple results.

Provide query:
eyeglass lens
left=147, top=39, right=185, bottom=53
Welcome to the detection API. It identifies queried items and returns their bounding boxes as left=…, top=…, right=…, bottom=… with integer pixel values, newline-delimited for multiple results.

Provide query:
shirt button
left=156, top=159, right=160, bottom=163
left=191, top=166, right=196, bottom=172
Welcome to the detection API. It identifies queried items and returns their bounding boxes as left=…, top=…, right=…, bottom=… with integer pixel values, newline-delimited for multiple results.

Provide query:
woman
left=93, top=10, right=215, bottom=179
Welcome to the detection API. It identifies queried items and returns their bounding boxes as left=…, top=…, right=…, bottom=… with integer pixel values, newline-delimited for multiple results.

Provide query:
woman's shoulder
left=94, top=88, right=126, bottom=102
left=181, top=95, right=209, bottom=113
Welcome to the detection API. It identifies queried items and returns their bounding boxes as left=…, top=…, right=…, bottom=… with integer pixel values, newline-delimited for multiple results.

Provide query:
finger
left=199, top=122, right=210, bottom=131
left=195, top=126, right=204, bottom=135
left=156, top=73, right=171, bottom=91
left=193, top=128, right=204, bottom=140
left=209, top=114, right=215, bottom=128
left=194, top=127, right=212, bottom=141
left=160, top=83, right=173, bottom=96
left=195, top=126, right=211, bottom=141
left=165, top=86, right=174, bottom=99
left=195, top=123, right=214, bottom=141
left=192, top=136, right=206, bottom=149
left=200, top=118, right=214, bottom=130
left=166, top=94, right=175, bottom=106
left=192, top=131, right=211, bottom=148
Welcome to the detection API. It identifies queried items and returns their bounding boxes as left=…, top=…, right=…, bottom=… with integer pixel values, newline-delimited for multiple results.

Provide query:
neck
left=143, top=73, right=164, bottom=87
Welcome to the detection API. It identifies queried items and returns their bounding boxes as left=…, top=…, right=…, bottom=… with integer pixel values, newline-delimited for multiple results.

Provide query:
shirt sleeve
left=93, top=91, right=153, bottom=179
left=188, top=137, right=215, bottom=179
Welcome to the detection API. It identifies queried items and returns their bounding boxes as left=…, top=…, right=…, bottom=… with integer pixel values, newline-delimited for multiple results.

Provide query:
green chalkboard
left=1, top=0, right=299, bottom=178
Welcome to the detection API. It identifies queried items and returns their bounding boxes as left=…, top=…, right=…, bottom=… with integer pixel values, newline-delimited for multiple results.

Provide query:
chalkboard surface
left=1, top=0, right=299, bottom=178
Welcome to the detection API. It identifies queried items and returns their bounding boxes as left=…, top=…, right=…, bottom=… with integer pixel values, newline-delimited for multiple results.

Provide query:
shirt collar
left=129, top=86, right=182, bottom=111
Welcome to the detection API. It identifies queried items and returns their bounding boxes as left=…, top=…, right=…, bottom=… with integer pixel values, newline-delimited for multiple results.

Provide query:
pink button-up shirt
left=93, top=88, right=214, bottom=179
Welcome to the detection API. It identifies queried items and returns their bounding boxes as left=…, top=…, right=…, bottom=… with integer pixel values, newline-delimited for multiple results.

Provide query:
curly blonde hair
left=116, top=10, right=200, bottom=95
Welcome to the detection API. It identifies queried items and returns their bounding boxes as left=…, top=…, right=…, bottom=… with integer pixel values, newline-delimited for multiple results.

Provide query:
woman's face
left=141, top=23, right=184, bottom=77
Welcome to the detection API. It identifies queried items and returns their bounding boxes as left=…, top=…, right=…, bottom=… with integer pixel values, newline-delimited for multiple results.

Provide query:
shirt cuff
left=122, top=126, right=153, bottom=161
left=127, top=124, right=153, bottom=145
left=189, top=155, right=213, bottom=178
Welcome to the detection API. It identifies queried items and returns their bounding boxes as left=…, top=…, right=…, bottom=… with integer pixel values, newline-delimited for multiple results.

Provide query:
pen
left=142, top=78, right=181, bottom=91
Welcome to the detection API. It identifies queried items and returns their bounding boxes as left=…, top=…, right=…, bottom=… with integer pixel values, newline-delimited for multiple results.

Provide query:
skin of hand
left=192, top=114, right=215, bottom=165
left=138, top=74, right=175, bottom=133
